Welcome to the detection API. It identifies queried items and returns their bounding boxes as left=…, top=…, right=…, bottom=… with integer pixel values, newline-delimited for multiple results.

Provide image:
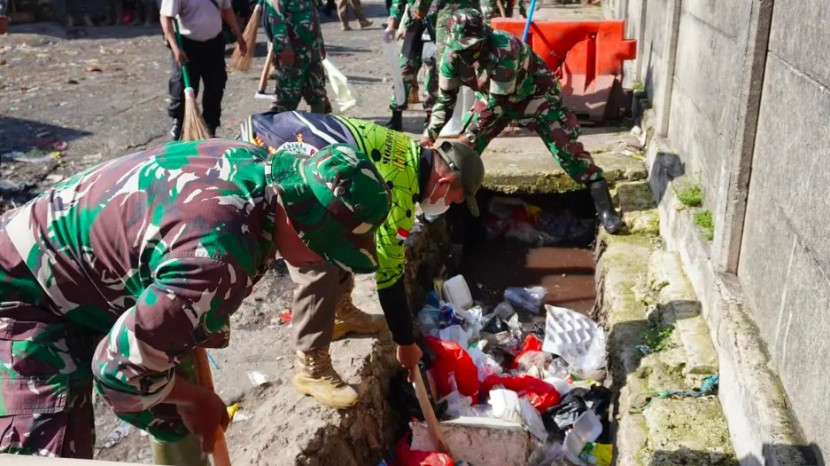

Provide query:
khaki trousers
left=287, top=261, right=354, bottom=351
left=336, top=0, right=368, bottom=25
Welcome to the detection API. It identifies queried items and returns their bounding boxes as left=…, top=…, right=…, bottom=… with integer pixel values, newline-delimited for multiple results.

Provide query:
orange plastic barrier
left=491, top=18, right=636, bottom=121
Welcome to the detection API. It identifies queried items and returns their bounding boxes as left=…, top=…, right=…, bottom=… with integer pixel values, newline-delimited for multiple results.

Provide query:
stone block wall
left=617, top=0, right=830, bottom=461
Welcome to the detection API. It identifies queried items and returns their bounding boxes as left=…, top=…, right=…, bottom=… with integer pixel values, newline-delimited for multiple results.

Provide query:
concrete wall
left=739, top=0, right=830, bottom=457
left=626, top=0, right=830, bottom=461
left=666, top=0, right=753, bottom=211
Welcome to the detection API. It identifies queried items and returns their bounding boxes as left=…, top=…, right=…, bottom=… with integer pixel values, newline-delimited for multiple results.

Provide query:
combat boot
left=359, top=19, right=374, bottom=29
left=385, top=110, right=403, bottom=131
left=292, top=347, right=358, bottom=408
left=588, top=178, right=623, bottom=234
left=408, top=85, right=420, bottom=104
left=170, top=119, right=182, bottom=140
left=333, top=293, right=387, bottom=340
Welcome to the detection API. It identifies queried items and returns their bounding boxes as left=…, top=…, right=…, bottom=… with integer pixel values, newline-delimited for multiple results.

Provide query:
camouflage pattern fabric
left=263, top=0, right=331, bottom=112
left=242, top=111, right=422, bottom=291
left=481, top=0, right=527, bottom=22
left=389, top=0, right=439, bottom=112
left=411, top=0, right=481, bottom=59
left=0, top=140, right=391, bottom=457
left=426, top=9, right=603, bottom=182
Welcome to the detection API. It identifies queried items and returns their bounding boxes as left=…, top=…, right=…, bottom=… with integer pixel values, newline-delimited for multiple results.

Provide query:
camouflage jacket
left=426, top=29, right=560, bottom=140
left=411, top=0, right=481, bottom=20
left=0, top=140, right=279, bottom=413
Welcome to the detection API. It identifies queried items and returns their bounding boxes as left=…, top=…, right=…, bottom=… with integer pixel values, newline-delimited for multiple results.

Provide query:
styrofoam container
left=443, top=274, right=473, bottom=310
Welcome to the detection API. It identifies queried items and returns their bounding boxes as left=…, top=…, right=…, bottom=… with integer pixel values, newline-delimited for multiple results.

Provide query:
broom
left=230, top=1, right=263, bottom=73
left=173, top=19, right=211, bottom=141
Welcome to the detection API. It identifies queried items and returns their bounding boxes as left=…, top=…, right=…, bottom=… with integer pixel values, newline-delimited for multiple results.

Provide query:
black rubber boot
left=170, top=119, right=182, bottom=141
left=588, top=178, right=623, bottom=234
left=386, top=110, right=403, bottom=131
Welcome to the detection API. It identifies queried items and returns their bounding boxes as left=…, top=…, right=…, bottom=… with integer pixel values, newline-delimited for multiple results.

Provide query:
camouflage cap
left=447, top=8, right=491, bottom=52
left=271, top=143, right=392, bottom=273
left=434, top=141, right=485, bottom=217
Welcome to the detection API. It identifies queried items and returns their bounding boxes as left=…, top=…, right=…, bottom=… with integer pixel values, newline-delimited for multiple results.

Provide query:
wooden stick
left=193, top=348, right=232, bottom=466
left=257, top=42, right=275, bottom=95
left=412, top=369, right=451, bottom=456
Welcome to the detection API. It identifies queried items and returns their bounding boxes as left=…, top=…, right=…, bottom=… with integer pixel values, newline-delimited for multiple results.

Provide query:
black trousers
left=167, top=34, right=227, bottom=129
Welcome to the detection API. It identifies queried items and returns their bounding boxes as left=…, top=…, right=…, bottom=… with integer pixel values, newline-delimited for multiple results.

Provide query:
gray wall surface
left=739, top=0, right=830, bottom=456
left=622, top=0, right=830, bottom=459
left=666, top=0, right=753, bottom=211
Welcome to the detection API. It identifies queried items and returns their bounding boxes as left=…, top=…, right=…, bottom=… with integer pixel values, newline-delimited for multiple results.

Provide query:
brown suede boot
left=332, top=293, right=387, bottom=340
left=292, top=347, right=358, bottom=409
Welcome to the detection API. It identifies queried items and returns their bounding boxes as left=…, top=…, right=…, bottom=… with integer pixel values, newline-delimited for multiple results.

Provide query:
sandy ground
left=1, top=1, right=411, bottom=462
left=0, top=1, right=607, bottom=463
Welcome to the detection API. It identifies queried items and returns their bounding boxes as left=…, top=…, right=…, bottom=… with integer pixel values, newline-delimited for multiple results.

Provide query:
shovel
left=411, top=346, right=452, bottom=456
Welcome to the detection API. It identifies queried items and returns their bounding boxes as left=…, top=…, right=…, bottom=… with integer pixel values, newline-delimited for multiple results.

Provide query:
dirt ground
left=1, top=1, right=412, bottom=463
left=0, top=2, right=610, bottom=464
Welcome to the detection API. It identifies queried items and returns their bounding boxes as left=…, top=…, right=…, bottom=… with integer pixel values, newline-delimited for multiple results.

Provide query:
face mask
left=420, top=182, right=451, bottom=216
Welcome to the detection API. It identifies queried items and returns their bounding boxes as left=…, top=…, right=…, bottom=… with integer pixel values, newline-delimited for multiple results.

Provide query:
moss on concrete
left=694, top=210, right=715, bottom=241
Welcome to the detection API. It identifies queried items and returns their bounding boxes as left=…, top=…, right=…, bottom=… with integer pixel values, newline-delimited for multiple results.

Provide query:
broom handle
left=193, top=348, right=232, bottom=466
left=258, top=42, right=274, bottom=93
left=172, top=19, right=194, bottom=90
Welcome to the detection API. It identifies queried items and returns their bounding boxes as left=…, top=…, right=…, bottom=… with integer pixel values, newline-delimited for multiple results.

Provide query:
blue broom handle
left=521, top=0, right=538, bottom=43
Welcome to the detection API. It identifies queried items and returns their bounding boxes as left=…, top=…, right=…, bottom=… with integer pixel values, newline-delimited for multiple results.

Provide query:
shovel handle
left=412, top=369, right=451, bottom=456
left=193, top=348, right=232, bottom=466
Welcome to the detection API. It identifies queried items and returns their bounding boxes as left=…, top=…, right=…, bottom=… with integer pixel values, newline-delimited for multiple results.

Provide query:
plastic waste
left=454, top=305, right=485, bottom=339
left=520, top=398, right=548, bottom=442
left=564, top=411, right=603, bottom=465
left=467, top=346, right=503, bottom=382
left=529, top=442, right=568, bottom=466
left=512, top=334, right=543, bottom=368
left=504, top=286, right=547, bottom=313
left=443, top=275, right=473, bottom=310
left=542, top=305, right=607, bottom=380
left=577, top=442, right=613, bottom=466
left=419, top=305, right=442, bottom=334
left=488, top=388, right=523, bottom=425
left=247, top=371, right=268, bottom=387
left=396, top=431, right=455, bottom=466
left=426, top=336, right=480, bottom=403
left=381, top=39, right=406, bottom=109
left=494, top=301, right=516, bottom=319
left=439, top=390, right=474, bottom=419
left=482, top=374, right=561, bottom=412
left=439, top=86, right=475, bottom=137
left=543, top=386, right=613, bottom=436
left=438, top=324, right=471, bottom=349
left=322, top=58, right=358, bottom=112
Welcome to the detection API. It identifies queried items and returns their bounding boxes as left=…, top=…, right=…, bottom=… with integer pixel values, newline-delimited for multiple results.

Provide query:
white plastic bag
left=322, top=58, right=357, bottom=111
left=381, top=38, right=406, bottom=108
left=519, top=398, right=548, bottom=442
left=439, top=87, right=475, bottom=137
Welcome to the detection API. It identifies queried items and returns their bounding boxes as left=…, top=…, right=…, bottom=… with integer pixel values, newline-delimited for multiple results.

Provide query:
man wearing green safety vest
left=242, top=110, right=485, bottom=408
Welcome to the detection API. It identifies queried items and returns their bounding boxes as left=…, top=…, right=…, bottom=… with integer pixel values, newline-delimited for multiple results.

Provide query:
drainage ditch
left=375, top=187, right=616, bottom=466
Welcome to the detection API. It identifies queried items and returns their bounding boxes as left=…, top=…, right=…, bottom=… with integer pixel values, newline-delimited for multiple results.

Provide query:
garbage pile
left=387, top=275, right=612, bottom=466
left=482, top=197, right=595, bottom=246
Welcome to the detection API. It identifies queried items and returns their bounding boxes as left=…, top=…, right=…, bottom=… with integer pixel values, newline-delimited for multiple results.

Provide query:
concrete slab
left=411, top=417, right=532, bottom=466
left=480, top=131, right=647, bottom=194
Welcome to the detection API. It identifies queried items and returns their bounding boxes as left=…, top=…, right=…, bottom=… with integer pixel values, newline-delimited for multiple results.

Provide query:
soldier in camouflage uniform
left=0, top=140, right=391, bottom=458
left=263, top=0, right=332, bottom=114
left=421, top=9, right=623, bottom=233
left=241, top=111, right=484, bottom=407
left=384, top=0, right=439, bottom=131
left=481, top=0, right=527, bottom=22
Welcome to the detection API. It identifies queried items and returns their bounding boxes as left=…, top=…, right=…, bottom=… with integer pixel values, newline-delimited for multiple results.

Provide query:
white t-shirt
left=160, top=0, right=231, bottom=42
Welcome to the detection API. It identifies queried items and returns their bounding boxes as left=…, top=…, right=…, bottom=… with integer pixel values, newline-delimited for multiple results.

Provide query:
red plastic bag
left=482, top=374, right=561, bottom=412
left=511, top=334, right=543, bottom=369
left=425, top=336, right=480, bottom=404
left=394, top=432, right=455, bottom=466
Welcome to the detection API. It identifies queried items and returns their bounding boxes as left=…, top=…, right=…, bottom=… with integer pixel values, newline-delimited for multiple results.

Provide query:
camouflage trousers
left=264, top=2, right=331, bottom=113
left=390, top=50, right=438, bottom=112
left=0, top=250, right=189, bottom=458
left=462, top=92, right=603, bottom=182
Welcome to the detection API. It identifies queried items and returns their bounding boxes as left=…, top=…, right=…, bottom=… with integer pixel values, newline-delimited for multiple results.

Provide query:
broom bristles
left=230, top=4, right=262, bottom=73
left=182, top=88, right=211, bottom=141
